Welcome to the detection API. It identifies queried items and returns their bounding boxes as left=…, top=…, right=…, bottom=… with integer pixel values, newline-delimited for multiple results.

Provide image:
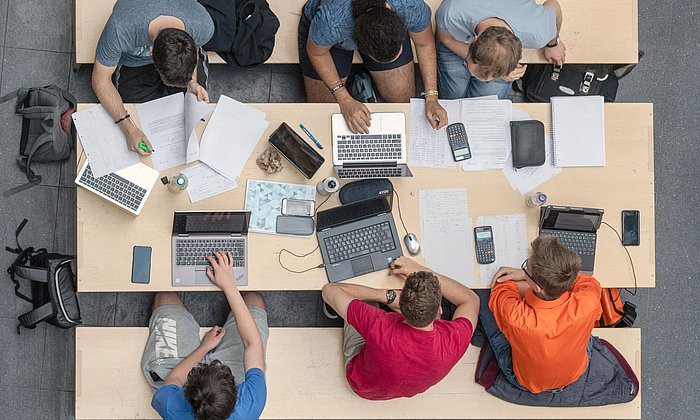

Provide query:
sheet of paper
left=461, top=99, right=512, bottom=171
left=181, top=163, right=237, bottom=203
left=72, top=104, right=139, bottom=178
left=185, top=93, right=215, bottom=164
left=199, top=95, right=269, bottom=182
left=419, top=188, right=475, bottom=286
left=408, top=98, right=457, bottom=169
left=502, top=108, right=562, bottom=194
left=136, top=93, right=186, bottom=171
left=475, top=213, right=529, bottom=286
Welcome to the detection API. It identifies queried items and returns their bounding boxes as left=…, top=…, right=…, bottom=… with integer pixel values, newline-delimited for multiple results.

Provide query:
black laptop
left=539, top=205, right=604, bottom=274
left=316, top=194, right=403, bottom=282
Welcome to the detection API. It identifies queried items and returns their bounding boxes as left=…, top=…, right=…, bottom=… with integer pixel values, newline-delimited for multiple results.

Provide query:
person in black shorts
left=299, top=0, right=448, bottom=133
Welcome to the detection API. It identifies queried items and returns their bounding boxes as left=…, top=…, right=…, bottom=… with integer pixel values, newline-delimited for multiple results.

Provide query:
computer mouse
left=403, top=233, right=421, bottom=255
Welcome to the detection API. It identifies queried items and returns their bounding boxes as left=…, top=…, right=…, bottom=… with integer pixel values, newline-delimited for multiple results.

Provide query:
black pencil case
left=510, top=120, right=546, bottom=169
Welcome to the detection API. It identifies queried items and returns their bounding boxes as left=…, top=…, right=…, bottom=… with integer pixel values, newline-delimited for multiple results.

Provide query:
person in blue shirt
left=141, top=251, right=268, bottom=420
left=299, top=0, right=448, bottom=134
left=435, top=0, right=566, bottom=99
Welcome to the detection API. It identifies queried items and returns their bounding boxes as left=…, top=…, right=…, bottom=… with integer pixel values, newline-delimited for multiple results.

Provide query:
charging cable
left=392, top=190, right=409, bottom=235
left=601, top=221, right=638, bottom=296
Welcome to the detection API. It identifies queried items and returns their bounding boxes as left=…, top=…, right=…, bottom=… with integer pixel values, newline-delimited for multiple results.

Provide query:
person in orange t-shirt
left=474, top=236, right=602, bottom=394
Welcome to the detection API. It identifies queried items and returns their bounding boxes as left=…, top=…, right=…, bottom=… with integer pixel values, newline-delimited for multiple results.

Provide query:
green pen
left=137, top=141, right=152, bottom=153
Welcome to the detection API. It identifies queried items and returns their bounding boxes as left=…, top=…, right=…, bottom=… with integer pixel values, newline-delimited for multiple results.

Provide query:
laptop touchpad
left=351, top=256, right=374, bottom=276
left=194, top=269, right=212, bottom=285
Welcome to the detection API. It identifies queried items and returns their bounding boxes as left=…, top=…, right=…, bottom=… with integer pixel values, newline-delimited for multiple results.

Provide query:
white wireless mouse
left=403, top=233, right=421, bottom=255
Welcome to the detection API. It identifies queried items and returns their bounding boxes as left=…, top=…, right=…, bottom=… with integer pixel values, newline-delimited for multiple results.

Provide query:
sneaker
left=322, top=302, right=339, bottom=319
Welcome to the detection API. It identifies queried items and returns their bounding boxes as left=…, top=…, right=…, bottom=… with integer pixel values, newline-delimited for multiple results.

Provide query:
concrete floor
left=0, top=1, right=698, bottom=419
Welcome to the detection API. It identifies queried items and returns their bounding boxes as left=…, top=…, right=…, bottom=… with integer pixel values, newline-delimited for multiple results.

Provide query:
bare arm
left=206, top=251, right=265, bottom=372
left=543, top=0, right=566, bottom=65
left=91, top=62, right=153, bottom=154
left=410, top=27, right=448, bottom=129
left=543, top=0, right=563, bottom=40
left=321, top=283, right=389, bottom=320
left=435, top=27, right=469, bottom=60
left=164, top=326, right=226, bottom=387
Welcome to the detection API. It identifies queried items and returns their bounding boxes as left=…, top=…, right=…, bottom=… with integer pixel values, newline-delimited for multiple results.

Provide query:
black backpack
left=6, top=219, right=82, bottom=333
left=0, top=85, right=77, bottom=197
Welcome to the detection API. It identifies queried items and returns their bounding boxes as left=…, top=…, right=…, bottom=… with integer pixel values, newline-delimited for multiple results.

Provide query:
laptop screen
left=316, top=194, right=393, bottom=230
left=173, top=211, right=250, bottom=235
left=540, top=206, right=603, bottom=233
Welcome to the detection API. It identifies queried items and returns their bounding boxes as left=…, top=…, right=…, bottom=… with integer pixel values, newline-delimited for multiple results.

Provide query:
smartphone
left=131, top=246, right=152, bottom=284
left=446, top=123, right=472, bottom=161
left=276, top=215, right=315, bottom=236
left=621, top=210, right=640, bottom=246
left=474, top=226, right=496, bottom=264
left=281, top=198, right=315, bottom=216
left=268, top=122, right=325, bottom=179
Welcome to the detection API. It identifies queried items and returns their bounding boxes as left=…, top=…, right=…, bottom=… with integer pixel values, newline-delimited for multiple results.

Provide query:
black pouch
left=510, top=120, right=545, bottom=169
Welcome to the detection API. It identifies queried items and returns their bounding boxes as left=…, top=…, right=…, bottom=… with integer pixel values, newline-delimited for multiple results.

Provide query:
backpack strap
left=17, top=302, right=54, bottom=333
left=0, top=89, right=21, bottom=105
left=13, top=265, right=48, bottom=282
left=3, top=134, right=51, bottom=197
left=5, top=218, right=29, bottom=254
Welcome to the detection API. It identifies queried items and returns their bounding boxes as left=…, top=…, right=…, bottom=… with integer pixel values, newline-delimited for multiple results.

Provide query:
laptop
left=317, top=194, right=403, bottom=282
left=172, top=211, right=251, bottom=286
left=538, top=205, right=604, bottom=274
left=331, top=112, right=413, bottom=179
left=75, top=161, right=159, bottom=216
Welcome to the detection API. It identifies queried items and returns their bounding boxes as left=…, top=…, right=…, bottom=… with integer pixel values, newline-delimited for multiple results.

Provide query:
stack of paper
left=551, top=96, right=606, bottom=167
left=460, top=99, right=512, bottom=171
left=408, top=98, right=458, bottom=169
left=474, top=213, right=529, bottom=286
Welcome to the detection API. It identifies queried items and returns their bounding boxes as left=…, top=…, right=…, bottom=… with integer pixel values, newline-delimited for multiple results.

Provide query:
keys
left=79, top=164, right=147, bottom=211
left=174, top=239, right=246, bottom=266
left=324, top=222, right=395, bottom=264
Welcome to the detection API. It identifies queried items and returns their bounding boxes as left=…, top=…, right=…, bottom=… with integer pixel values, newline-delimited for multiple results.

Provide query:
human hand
left=339, top=97, right=371, bottom=134
left=200, top=326, right=226, bottom=351
left=205, top=250, right=236, bottom=292
left=544, top=40, right=566, bottom=66
left=387, top=290, right=402, bottom=314
left=389, top=256, right=428, bottom=280
left=125, top=126, right=153, bottom=156
left=490, top=267, right=527, bottom=288
left=503, top=64, right=528, bottom=82
left=425, top=98, right=448, bottom=130
left=187, top=80, right=210, bottom=102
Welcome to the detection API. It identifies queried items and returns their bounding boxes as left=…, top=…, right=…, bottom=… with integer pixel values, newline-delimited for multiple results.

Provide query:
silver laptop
left=75, top=161, right=159, bottom=216
left=331, top=112, right=413, bottom=179
left=172, top=211, right=250, bottom=286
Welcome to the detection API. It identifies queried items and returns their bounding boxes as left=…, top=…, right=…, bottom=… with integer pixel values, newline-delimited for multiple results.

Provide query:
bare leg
left=304, top=75, right=348, bottom=103
left=242, top=292, right=266, bottom=310
left=152, top=292, right=185, bottom=310
left=369, top=62, right=416, bottom=103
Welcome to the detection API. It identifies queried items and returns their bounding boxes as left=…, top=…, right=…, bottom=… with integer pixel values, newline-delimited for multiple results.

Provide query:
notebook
left=551, top=96, right=605, bottom=167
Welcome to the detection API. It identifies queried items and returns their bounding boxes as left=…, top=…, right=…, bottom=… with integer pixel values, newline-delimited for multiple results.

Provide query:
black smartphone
left=131, top=246, right=152, bottom=284
left=621, top=210, right=640, bottom=246
left=474, top=226, right=496, bottom=264
left=268, top=122, right=325, bottom=179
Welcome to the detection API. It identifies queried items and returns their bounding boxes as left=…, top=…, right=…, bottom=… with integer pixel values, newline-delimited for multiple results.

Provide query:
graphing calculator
left=474, top=226, right=496, bottom=264
left=446, top=123, right=472, bottom=161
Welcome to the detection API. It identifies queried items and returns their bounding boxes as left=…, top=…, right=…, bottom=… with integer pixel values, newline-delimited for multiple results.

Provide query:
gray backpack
left=0, top=85, right=77, bottom=197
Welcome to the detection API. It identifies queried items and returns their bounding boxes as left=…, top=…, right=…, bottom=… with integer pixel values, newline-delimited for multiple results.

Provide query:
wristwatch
left=546, top=38, right=559, bottom=48
left=386, top=289, right=397, bottom=305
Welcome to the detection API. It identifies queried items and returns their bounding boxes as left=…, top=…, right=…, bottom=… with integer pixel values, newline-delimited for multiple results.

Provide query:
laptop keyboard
left=337, top=167, right=403, bottom=179
left=323, top=221, right=396, bottom=264
left=77, top=164, right=146, bottom=212
left=336, top=134, right=403, bottom=161
left=175, top=238, right=246, bottom=267
left=540, top=230, right=597, bottom=256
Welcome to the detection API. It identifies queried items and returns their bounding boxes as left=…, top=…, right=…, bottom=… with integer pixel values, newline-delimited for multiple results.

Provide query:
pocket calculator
left=474, top=226, right=495, bottom=264
left=446, top=123, right=472, bottom=161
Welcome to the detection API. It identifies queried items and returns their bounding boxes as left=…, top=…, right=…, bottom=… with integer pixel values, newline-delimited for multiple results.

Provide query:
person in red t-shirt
left=321, top=256, right=480, bottom=400
left=475, top=236, right=602, bottom=394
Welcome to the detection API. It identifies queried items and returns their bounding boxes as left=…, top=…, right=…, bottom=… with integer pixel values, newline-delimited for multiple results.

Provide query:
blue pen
left=299, top=124, right=323, bottom=150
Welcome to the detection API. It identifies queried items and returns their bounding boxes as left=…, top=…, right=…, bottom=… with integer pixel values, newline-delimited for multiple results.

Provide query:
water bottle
left=526, top=191, right=547, bottom=207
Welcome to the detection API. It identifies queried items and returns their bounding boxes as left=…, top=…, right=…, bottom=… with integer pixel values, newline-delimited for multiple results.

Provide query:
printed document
left=199, top=95, right=269, bottom=183
left=181, top=163, right=237, bottom=203
left=461, top=99, right=512, bottom=171
left=419, top=188, right=475, bottom=286
left=408, top=98, right=458, bottom=168
left=72, top=104, right=139, bottom=178
left=474, top=213, right=528, bottom=286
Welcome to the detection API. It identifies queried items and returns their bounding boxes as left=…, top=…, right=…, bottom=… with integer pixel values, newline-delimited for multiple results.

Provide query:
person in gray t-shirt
left=435, top=0, right=565, bottom=100
left=92, top=0, right=214, bottom=155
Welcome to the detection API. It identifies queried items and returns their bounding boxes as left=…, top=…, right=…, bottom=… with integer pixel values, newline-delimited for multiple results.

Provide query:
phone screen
left=621, top=210, right=640, bottom=246
left=132, top=246, right=152, bottom=284
left=269, top=123, right=325, bottom=179
left=283, top=199, right=315, bottom=216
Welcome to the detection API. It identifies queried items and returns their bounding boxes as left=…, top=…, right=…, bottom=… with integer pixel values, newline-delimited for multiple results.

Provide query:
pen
left=299, top=124, right=323, bottom=150
left=137, top=141, right=152, bottom=153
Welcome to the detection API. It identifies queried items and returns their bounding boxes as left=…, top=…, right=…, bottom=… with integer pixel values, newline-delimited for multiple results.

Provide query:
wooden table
left=76, top=102, right=655, bottom=292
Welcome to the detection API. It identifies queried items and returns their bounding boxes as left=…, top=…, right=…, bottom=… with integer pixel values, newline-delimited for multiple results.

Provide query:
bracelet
left=328, top=83, right=345, bottom=94
left=114, top=113, right=131, bottom=125
left=545, top=39, right=559, bottom=48
left=421, top=89, right=439, bottom=97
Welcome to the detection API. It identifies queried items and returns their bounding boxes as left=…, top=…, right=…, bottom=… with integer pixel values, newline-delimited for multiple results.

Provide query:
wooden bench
left=75, top=0, right=639, bottom=67
left=76, top=327, right=641, bottom=419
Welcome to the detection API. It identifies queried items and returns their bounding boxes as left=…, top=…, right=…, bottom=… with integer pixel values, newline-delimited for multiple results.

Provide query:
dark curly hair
left=152, top=28, right=198, bottom=88
left=184, top=360, right=237, bottom=420
left=352, top=0, right=406, bottom=63
left=399, top=271, right=442, bottom=328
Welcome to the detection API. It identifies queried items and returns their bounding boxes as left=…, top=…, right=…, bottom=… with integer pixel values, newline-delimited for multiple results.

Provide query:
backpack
left=596, top=288, right=637, bottom=328
left=200, top=0, right=280, bottom=67
left=0, top=85, right=77, bottom=197
left=5, top=219, right=82, bottom=333
left=347, top=72, right=378, bottom=103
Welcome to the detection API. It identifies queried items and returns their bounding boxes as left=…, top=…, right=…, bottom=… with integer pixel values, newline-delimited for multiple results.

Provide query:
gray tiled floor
left=0, top=0, right=698, bottom=419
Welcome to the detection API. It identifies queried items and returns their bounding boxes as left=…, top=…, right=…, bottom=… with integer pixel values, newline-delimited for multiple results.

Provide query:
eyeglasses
left=521, top=259, right=533, bottom=281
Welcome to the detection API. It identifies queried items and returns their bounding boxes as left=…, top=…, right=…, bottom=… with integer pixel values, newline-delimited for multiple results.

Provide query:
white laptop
left=331, top=112, right=413, bottom=179
left=75, top=160, right=159, bottom=216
